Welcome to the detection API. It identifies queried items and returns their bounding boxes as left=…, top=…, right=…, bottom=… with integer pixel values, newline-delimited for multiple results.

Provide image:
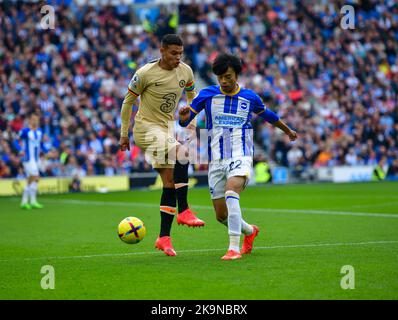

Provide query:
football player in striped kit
left=179, top=53, right=298, bottom=260
left=19, top=113, right=44, bottom=209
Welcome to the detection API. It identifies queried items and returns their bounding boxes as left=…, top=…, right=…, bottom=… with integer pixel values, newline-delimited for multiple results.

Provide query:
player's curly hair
left=212, top=52, right=243, bottom=76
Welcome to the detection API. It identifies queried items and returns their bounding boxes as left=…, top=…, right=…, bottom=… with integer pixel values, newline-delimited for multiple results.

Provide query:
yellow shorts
left=133, top=124, right=180, bottom=169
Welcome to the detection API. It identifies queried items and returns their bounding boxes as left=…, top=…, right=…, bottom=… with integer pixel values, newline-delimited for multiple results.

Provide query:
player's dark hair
left=212, top=53, right=243, bottom=76
left=161, top=34, right=183, bottom=47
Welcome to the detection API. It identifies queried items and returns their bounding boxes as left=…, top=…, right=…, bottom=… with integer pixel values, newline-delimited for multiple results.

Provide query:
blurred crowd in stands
left=1, top=0, right=397, bottom=180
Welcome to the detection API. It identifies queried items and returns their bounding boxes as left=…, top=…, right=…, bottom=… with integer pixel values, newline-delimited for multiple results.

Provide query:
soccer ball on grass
left=118, top=217, right=146, bottom=244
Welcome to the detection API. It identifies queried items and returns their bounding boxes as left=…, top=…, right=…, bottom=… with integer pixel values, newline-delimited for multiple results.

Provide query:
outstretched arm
left=253, top=93, right=297, bottom=141
left=257, top=109, right=297, bottom=142
left=272, top=119, right=298, bottom=141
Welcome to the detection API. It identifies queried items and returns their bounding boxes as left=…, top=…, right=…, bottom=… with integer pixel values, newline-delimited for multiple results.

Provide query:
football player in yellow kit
left=119, top=34, right=205, bottom=256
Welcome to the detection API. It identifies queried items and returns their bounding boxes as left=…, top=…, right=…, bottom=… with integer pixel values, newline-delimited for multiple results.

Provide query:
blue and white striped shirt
left=20, top=128, right=43, bottom=163
left=186, top=85, right=279, bottom=162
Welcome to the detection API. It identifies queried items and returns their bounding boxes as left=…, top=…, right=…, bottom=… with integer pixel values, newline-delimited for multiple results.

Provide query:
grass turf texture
left=0, top=182, right=397, bottom=300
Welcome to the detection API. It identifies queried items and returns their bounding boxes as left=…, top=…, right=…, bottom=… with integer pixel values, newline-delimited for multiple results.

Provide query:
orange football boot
left=241, top=225, right=260, bottom=254
left=155, top=236, right=177, bottom=256
left=221, top=250, right=242, bottom=260
left=177, top=208, right=205, bottom=227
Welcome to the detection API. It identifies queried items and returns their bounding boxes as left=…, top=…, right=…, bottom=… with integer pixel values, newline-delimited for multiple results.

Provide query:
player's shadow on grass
left=117, top=250, right=269, bottom=267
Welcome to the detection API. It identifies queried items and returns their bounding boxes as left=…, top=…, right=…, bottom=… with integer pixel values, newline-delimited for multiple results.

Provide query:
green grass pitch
left=0, top=182, right=397, bottom=300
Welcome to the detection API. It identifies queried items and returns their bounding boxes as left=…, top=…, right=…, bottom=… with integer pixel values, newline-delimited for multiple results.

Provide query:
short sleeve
left=20, top=128, right=29, bottom=139
left=190, top=89, right=209, bottom=114
left=127, top=69, right=146, bottom=97
left=252, top=93, right=267, bottom=115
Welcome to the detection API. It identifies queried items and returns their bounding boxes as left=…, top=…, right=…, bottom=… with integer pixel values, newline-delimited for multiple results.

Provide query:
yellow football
left=118, top=217, right=146, bottom=244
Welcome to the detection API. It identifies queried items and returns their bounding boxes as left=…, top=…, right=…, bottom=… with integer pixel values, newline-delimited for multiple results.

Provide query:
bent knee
left=157, top=169, right=174, bottom=188
left=163, top=178, right=175, bottom=188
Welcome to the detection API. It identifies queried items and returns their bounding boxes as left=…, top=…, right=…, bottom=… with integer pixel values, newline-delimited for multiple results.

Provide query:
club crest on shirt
left=179, top=80, right=186, bottom=88
left=239, top=101, right=248, bottom=110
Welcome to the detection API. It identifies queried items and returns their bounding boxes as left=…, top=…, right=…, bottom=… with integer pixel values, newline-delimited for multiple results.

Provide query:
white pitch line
left=14, top=198, right=398, bottom=219
left=236, top=207, right=398, bottom=219
left=345, top=201, right=398, bottom=210
left=0, top=240, right=397, bottom=263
